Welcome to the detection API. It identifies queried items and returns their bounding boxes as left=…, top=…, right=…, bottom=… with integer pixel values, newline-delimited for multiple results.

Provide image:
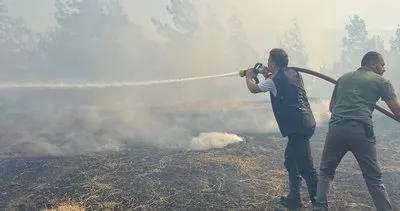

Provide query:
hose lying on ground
left=290, top=66, right=399, bottom=123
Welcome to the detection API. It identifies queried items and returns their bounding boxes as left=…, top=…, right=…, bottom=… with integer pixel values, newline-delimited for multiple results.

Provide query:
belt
left=336, top=119, right=365, bottom=126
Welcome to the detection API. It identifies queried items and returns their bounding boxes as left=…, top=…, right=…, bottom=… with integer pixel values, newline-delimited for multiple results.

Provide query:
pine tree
left=340, top=14, right=370, bottom=72
left=278, top=18, right=308, bottom=67
left=0, top=0, right=37, bottom=81
left=228, top=13, right=259, bottom=67
left=41, top=0, right=152, bottom=80
left=387, top=25, right=400, bottom=84
left=151, top=0, right=199, bottom=41
left=370, top=35, right=386, bottom=53
left=389, top=25, right=400, bottom=54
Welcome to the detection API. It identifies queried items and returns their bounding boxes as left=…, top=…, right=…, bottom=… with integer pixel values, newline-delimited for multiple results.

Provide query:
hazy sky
left=5, top=0, right=399, bottom=31
left=4, top=0, right=400, bottom=67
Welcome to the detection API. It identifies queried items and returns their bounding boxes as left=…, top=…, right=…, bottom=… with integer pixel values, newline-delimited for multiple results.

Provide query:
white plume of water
left=0, top=72, right=239, bottom=90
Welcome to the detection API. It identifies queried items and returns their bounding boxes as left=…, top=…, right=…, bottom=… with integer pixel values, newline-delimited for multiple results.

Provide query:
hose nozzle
left=238, top=63, right=268, bottom=84
left=239, top=69, right=247, bottom=77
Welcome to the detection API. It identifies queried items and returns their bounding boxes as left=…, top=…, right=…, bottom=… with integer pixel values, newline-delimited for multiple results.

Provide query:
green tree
left=340, top=14, right=392, bottom=74
left=370, top=35, right=386, bottom=53
left=41, top=0, right=156, bottom=80
left=340, top=15, right=371, bottom=72
left=0, top=0, right=37, bottom=81
left=278, top=18, right=309, bottom=67
left=389, top=25, right=400, bottom=55
left=0, top=0, right=4, bottom=17
left=151, top=0, right=199, bottom=42
left=278, top=18, right=316, bottom=95
left=227, top=13, right=259, bottom=67
left=386, top=25, right=400, bottom=86
left=150, top=0, right=202, bottom=79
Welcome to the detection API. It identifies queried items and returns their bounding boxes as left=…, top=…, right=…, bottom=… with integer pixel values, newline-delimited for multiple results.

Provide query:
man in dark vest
left=245, top=48, right=318, bottom=209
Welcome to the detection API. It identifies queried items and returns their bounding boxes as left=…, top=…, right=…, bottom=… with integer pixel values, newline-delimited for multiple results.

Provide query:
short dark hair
left=269, top=48, right=289, bottom=68
left=361, top=51, right=382, bottom=66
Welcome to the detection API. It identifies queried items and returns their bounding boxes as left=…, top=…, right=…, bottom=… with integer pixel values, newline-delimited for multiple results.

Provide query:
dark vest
left=270, top=67, right=316, bottom=137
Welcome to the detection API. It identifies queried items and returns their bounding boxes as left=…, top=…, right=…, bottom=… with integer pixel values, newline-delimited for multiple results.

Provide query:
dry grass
left=197, top=154, right=288, bottom=209
left=198, top=154, right=287, bottom=206
left=199, top=154, right=260, bottom=173
left=42, top=202, right=85, bottom=211
left=0, top=127, right=399, bottom=211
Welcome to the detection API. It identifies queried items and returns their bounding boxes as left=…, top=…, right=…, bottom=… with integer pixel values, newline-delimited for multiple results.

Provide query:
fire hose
left=239, top=64, right=399, bottom=123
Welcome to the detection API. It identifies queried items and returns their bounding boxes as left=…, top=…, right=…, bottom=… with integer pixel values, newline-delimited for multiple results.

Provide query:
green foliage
left=151, top=0, right=199, bottom=41
left=386, top=25, right=400, bottom=86
left=40, top=0, right=156, bottom=80
left=389, top=25, right=400, bottom=54
left=339, top=14, right=388, bottom=73
left=278, top=18, right=308, bottom=67
left=227, top=13, right=259, bottom=67
left=0, top=0, right=37, bottom=81
left=340, top=15, right=370, bottom=71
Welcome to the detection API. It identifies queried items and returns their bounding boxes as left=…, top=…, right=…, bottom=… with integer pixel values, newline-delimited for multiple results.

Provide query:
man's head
left=267, top=48, right=289, bottom=73
left=361, top=51, right=386, bottom=75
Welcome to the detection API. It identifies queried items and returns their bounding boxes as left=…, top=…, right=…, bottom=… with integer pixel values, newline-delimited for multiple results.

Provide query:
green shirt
left=329, top=66, right=397, bottom=126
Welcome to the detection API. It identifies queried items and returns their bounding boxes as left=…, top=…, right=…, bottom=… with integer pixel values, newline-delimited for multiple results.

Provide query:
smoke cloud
left=5, top=0, right=395, bottom=156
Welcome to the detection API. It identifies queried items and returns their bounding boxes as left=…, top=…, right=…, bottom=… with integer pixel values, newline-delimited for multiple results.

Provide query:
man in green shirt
left=313, top=51, right=400, bottom=211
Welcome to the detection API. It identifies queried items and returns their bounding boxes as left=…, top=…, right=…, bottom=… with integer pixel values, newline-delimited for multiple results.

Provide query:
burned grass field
left=1, top=134, right=287, bottom=210
left=0, top=102, right=399, bottom=211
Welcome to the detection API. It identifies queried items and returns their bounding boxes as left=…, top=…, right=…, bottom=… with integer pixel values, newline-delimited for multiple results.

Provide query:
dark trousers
left=284, top=126, right=318, bottom=202
left=315, top=120, right=393, bottom=211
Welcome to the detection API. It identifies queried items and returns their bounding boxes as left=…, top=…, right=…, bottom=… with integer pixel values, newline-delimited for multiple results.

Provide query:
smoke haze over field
left=5, top=0, right=400, bottom=68
left=0, top=0, right=399, bottom=155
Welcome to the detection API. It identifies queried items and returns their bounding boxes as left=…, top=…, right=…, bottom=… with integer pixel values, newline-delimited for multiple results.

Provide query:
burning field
left=0, top=100, right=399, bottom=211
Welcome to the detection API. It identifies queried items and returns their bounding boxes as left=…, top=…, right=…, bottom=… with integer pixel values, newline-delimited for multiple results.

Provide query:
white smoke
left=189, top=132, right=244, bottom=151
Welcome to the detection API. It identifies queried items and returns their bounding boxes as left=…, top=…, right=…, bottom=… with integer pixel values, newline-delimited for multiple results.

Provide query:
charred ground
left=0, top=102, right=399, bottom=211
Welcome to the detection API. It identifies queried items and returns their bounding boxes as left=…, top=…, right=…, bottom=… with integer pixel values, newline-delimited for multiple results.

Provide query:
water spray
left=0, top=72, right=239, bottom=90
left=0, top=63, right=396, bottom=123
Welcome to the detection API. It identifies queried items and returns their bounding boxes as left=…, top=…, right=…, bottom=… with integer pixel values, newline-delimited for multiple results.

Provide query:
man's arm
left=381, top=79, right=400, bottom=119
left=385, top=98, right=400, bottom=119
left=245, top=68, right=262, bottom=93
left=329, top=83, right=338, bottom=112
left=246, top=77, right=262, bottom=93
left=329, top=99, right=335, bottom=112
left=245, top=68, right=277, bottom=95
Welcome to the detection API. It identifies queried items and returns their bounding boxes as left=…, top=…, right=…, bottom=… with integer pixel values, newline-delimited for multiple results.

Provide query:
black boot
left=306, top=179, right=317, bottom=205
left=281, top=170, right=303, bottom=209
left=302, top=167, right=318, bottom=205
left=312, top=202, right=328, bottom=211
left=280, top=195, right=303, bottom=209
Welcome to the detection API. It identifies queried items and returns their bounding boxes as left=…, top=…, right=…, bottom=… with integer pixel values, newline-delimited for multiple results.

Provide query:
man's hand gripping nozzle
left=239, top=62, right=269, bottom=84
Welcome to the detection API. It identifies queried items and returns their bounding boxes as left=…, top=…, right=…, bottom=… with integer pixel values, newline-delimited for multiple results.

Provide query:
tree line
left=1, top=0, right=399, bottom=91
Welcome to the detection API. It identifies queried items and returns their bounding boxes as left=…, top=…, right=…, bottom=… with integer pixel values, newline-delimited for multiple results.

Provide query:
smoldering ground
left=0, top=86, right=331, bottom=156
left=1, top=110, right=399, bottom=211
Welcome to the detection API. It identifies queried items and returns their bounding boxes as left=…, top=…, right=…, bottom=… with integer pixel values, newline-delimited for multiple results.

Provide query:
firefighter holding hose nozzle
left=244, top=48, right=319, bottom=209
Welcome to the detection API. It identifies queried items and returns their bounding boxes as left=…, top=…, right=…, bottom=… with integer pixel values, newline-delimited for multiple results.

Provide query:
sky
left=4, top=0, right=400, bottom=68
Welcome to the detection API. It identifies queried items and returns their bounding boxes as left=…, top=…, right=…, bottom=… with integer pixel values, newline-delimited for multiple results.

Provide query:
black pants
left=284, top=126, right=318, bottom=201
